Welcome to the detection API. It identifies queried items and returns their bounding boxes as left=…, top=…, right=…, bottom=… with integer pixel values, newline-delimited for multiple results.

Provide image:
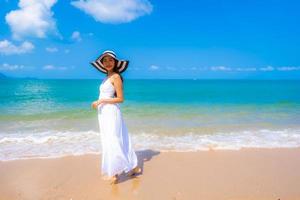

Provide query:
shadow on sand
left=115, top=149, right=160, bottom=184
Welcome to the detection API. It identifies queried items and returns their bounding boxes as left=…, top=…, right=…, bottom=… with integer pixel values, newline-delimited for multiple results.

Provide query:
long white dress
left=97, top=76, right=138, bottom=179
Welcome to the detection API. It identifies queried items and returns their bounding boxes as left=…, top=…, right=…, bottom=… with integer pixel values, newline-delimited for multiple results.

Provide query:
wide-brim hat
left=90, top=50, right=129, bottom=74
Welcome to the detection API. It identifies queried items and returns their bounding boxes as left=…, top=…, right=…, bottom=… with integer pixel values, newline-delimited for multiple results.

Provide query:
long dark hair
left=112, top=59, right=123, bottom=82
left=109, top=58, right=124, bottom=97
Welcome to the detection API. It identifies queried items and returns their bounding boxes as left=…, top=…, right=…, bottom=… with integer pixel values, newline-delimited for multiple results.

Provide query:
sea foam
left=1, top=128, right=300, bottom=161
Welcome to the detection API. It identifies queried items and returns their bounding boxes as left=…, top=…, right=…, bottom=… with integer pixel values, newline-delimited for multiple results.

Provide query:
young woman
left=91, top=50, right=141, bottom=184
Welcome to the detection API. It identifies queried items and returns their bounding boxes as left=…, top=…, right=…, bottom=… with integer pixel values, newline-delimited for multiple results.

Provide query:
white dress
left=97, top=76, right=138, bottom=178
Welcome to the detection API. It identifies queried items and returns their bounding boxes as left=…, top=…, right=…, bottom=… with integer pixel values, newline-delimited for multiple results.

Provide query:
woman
left=91, top=50, right=141, bottom=184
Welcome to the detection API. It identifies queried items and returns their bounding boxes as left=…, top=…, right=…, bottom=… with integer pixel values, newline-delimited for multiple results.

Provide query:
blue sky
left=0, top=0, right=300, bottom=79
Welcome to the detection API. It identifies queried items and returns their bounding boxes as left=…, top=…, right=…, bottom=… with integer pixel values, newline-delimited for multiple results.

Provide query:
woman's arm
left=98, top=74, right=124, bottom=104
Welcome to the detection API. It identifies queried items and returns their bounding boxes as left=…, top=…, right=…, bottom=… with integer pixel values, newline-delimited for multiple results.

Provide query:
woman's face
left=102, top=55, right=116, bottom=72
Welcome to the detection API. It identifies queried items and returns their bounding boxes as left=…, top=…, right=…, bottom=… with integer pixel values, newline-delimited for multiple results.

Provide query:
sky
left=0, top=0, right=300, bottom=79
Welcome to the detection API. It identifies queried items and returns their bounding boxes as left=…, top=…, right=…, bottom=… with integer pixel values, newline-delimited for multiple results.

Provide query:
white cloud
left=0, top=63, right=25, bottom=71
left=236, top=67, right=257, bottom=71
left=43, top=65, right=68, bottom=70
left=0, top=63, right=35, bottom=71
left=210, top=66, right=232, bottom=71
left=137, top=65, right=300, bottom=73
left=71, top=0, right=153, bottom=24
left=277, top=66, right=300, bottom=71
left=43, top=65, right=55, bottom=70
left=201, top=67, right=209, bottom=71
left=259, top=66, right=274, bottom=71
left=5, top=0, right=58, bottom=40
left=45, top=47, right=58, bottom=52
left=0, top=40, right=34, bottom=55
left=71, top=31, right=82, bottom=42
left=149, top=65, right=159, bottom=70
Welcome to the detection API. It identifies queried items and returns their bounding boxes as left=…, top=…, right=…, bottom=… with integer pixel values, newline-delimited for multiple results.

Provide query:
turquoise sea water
left=1, top=79, right=300, bottom=160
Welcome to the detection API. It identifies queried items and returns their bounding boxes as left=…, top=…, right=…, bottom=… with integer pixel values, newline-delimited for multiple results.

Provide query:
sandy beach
left=0, top=148, right=300, bottom=200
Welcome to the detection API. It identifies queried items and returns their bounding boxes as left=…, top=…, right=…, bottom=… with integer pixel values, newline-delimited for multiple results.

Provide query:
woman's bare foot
left=110, top=175, right=118, bottom=184
left=127, top=166, right=142, bottom=177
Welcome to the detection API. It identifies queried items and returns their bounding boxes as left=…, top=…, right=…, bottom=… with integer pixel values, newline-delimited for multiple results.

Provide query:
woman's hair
left=112, top=59, right=123, bottom=82
left=111, top=58, right=123, bottom=97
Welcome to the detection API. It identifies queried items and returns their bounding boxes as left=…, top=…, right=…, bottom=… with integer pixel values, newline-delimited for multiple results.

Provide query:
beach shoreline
left=1, top=147, right=300, bottom=200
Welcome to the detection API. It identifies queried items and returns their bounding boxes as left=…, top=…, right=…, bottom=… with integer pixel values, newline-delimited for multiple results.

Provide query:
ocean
left=1, top=79, right=300, bottom=161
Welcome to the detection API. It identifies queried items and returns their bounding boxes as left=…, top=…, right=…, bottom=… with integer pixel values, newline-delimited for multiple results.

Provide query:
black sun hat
left=90, top=50, right=129, bottom=74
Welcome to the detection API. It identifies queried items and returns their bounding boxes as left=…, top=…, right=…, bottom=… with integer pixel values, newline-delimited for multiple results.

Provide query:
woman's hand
left=91, top=100, right=102, bottom=109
